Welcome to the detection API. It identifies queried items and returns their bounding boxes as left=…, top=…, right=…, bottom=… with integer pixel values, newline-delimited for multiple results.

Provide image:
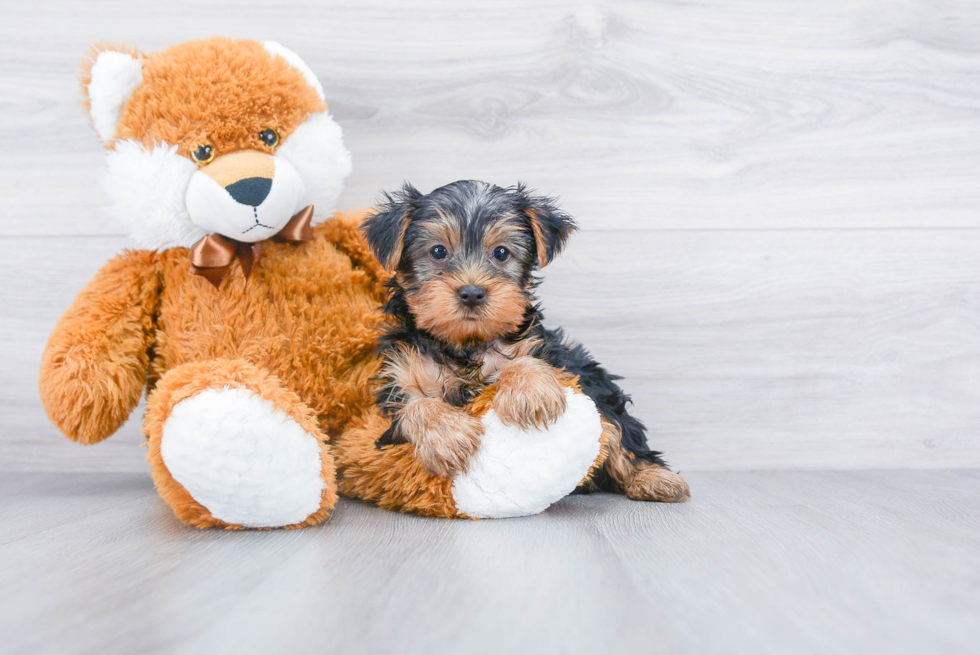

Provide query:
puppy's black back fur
left=364, top=179, right=670, bottom=480
left=534, top=326, right=666, bottom=467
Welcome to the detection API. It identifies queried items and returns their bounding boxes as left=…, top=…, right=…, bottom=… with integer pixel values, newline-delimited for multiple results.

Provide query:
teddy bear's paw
left=160, top=386, right=328, bottom=528
left=451, top=388, right=603, bottom=519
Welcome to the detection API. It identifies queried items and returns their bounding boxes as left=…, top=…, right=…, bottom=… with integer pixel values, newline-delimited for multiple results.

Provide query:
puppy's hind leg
left=602, top=424, right=690, bottom=503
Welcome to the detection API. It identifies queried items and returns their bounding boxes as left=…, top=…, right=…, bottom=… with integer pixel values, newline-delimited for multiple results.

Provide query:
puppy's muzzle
left=458, top=285, right=487, bottom=308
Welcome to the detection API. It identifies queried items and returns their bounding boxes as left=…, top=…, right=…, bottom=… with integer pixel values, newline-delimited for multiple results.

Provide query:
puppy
left=361, top=180, right=689, bottom=503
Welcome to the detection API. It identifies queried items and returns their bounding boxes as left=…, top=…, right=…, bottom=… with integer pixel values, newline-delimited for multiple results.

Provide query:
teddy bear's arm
left=319, top=209, right=389, bottom=285
left=39, top=250, right=161, bottom=445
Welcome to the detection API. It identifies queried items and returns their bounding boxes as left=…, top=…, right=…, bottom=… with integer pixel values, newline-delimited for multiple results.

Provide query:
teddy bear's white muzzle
left=185, top=154, right=306, bottom=243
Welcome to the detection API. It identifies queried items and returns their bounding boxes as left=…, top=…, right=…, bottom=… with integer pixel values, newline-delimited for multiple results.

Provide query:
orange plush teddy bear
left=40, top=37, right=609, bottom=528
left=40, top=38, right=388, bottom=529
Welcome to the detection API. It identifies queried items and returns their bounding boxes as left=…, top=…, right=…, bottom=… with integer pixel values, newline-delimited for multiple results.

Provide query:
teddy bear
left=40, top=37, right=608, bottom=528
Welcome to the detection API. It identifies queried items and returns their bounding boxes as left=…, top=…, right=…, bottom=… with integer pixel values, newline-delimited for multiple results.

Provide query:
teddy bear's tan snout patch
left=202, top=150, right=275, bottom=186
left=198, top=150, right=277, bottom=208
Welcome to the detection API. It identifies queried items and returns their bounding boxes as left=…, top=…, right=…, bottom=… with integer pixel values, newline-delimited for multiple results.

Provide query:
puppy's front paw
left=400, top=398, right=483, bottom=478
left=627, top=464, right=691, bottom=503
left=493, top=357, right=567, bottom=430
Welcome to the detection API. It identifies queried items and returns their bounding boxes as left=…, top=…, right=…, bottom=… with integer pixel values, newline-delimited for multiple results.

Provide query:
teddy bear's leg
left=334, top=379, right=607, bottom=519
left=333, top=412, right=461, bottom=518
left=144, top=359, right=337, bottom=529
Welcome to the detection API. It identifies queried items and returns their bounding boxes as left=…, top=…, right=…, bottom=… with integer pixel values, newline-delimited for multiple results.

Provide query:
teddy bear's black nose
left=457, top=285, right=486, bottom=308
left=225, top=177, right=272, bottom=207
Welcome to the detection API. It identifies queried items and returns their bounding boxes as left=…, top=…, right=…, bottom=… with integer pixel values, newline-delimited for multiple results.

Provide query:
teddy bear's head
left=82, top=37, right=352, bottom=250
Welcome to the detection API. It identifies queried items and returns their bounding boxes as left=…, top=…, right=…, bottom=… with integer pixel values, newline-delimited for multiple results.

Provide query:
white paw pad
left=452, top=388, right=603, bottom=519
left=161, top=387, right=325, bottom=528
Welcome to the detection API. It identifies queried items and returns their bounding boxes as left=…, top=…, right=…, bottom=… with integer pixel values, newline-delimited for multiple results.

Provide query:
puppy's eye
left=191, top=144, right=214, bottom=164
left=430, top=245, right=449, bottom=261
left=491, top=246, right=511, bottom=263
left=259, top=129, right=279, bottom=147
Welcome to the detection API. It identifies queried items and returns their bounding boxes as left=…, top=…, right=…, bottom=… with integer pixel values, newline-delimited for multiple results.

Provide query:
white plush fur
left=275, top=112, right=352, bottom=226
left=264, top=41, right=325, bottom=101
left=101, top=140, right=206, bottom=250
left=88, top=50, right=143, bottom=142
left=95, top=42, right=351, bottom=249
left=185, top=156, right=305, bottom=242
left=452, top=388, right=604, bottom=519
left=102, top=114, right=351, bottom=249
left=160, top=387, right=326, bottom=528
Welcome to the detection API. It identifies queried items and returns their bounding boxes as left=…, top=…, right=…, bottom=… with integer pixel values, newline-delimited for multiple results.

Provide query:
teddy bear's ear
left=361, top=183, right=423, bottom=273
left=80, top=44, right=144, bottom=143
left=516, top=183, right=577, bottom=268
left=263, top=41, right=325, bottom=102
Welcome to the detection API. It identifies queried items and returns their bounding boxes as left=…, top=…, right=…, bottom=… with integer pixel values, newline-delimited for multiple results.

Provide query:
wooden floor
left=1, top=470, right=977, bottom=655
left=3, top=3, right=979, bottom=653
left=4, top=0, right=980, bottom=473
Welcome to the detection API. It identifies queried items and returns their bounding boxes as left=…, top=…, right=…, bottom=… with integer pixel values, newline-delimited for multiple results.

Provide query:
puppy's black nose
left=457, top=285, right=487, bottom=308
left=225, top=177, right=272, bottom=207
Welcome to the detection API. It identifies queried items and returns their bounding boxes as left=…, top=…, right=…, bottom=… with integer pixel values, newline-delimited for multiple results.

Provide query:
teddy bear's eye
left=259, top=129, right=279, bottom=147
left=191, top=144, right=214, bottom=164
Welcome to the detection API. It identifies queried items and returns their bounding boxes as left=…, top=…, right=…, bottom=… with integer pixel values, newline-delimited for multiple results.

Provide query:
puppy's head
left=363, top=180, right=576, bottom=346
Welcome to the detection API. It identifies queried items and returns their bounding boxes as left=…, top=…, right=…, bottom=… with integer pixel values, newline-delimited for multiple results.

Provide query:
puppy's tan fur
left=492, top=356, right=568, bottom=430
left=601, top=425, right=691, bottom=503
left=399, top=397, right=483, bottom=477
left=406, top=271, right=528, bottom=347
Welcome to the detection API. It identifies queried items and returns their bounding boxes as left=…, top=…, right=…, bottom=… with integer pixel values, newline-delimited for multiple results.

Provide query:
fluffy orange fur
left=40, top=211, right=388, bottom=526
left=335, top=411, right=460, bottom=518
left=46, top=37, right=622, bottom=525
left=144, top=359, right=338, bottom=529
left=39, top=250, right=160, bottom=444
left=334, top=375, right=610, bottom=517
left=82, top=38, right=325, bottom=158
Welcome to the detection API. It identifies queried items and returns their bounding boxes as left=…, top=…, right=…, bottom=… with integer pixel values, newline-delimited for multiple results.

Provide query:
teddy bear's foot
left=145, top=359, right=337, bottom=529
left=452, top=387, right=604, bottom=518
left=334, top=384, right=606, bottom=519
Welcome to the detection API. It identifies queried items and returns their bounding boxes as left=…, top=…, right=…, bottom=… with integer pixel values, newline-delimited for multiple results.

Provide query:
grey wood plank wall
left=1, top=0, right=978, bottom=472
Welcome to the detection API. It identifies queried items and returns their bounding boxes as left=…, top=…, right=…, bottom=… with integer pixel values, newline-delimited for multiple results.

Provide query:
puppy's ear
left=517, top=183, right=577, bottom=268
left=362, top=183, right=422, bottom=272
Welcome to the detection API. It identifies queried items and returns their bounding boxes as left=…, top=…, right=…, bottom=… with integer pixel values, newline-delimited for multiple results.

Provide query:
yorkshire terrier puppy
left=361, top=180, right=690, bottom=503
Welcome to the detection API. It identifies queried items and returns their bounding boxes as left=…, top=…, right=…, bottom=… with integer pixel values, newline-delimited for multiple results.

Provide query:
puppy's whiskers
left=361, top=180, right=688, bottom=503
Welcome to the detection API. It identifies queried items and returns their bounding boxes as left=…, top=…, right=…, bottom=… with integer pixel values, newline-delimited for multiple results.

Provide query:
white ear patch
left=88, top=50, right=143, bottom=142
left=263, top=41, right=325, bottom=101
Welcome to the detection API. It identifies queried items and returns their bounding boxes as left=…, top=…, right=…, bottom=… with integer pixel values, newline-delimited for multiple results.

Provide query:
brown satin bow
left=189, top=205, right=315, bottom=289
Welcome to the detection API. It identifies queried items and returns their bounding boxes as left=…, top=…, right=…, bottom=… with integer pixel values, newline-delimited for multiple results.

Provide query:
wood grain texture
left=2, top=0, right=979, bottom=473
left=2, top=0, right=980, bottom=234
left=4, top=229, right=979, bottom=471
left=1, top=470, right=978, bottom=654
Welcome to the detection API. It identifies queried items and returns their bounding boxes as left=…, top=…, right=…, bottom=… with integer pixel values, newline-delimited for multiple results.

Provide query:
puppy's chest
left=425, top=340, right=538, bottom=407
left=432, top=351, right=503, bottom=407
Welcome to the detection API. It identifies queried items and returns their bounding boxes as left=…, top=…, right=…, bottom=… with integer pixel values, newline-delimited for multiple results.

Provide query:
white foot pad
left=161, top=387, right=325, bottom=528
left=452, top=388, right=603, bottom=519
